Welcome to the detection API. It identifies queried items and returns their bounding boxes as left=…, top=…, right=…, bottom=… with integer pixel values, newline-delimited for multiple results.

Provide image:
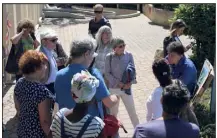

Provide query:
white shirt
left=42, top=46, right=58, bottom=84
left=50, top=108, right=105, bottom=138
left=146, top=86, right=163, bottom=122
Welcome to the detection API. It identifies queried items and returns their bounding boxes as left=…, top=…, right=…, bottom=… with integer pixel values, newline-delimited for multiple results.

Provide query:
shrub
left=193, top=89, right=215, bottom=138
left=171, top=4, right=216, bottom=71
left=119, top=4, right=137, bottom=10
left=153, top=4, right=179, bottom=11
left=194, top=103, right=216, bottom=138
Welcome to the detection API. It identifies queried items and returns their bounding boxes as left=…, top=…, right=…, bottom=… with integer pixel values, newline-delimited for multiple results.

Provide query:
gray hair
left=94, top=4, right=103, bottom=10
left=95, top=26, right=112, bottom=46
left=69, top=37, right=96, bottom=57
left=66, top=37, right=96, bottom=66
left=112, top=36, right=125, bottom=48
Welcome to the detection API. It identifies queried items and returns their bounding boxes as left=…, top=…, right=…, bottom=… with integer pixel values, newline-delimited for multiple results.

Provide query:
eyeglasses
left=117, top=44, right=125, bottom=49
left=94, top=11, right=103, bottom=14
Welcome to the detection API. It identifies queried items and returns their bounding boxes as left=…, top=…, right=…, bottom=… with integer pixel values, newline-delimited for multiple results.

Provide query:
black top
left=163, top=35, right=176, bottom=57
left=88, top=17, right=111, bottom=38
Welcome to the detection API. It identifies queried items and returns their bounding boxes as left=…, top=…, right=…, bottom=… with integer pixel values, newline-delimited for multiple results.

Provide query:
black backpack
left=5, top=41, right=24, bottom=74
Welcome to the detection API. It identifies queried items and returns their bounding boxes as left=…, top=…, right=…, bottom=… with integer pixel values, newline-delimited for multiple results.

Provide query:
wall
left=143, top=4, right=174, bottom=27
left=2, top=4, right=44, bottom=83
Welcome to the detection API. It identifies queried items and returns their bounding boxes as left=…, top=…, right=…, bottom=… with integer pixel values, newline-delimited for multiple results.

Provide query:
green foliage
left=194, top=88, right=215, bottom=138
left=153, top=4, right=179, bottom=11
left=171, top=4, right=216, bottom=71
left=200, top=124, right=216, bottom=138
left=194, top=103, right=216, bottom=138
left=119, top=4, right=137, bottom=10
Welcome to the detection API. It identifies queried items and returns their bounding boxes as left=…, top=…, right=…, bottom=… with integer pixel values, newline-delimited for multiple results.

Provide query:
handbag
left=95, top=100, right=127, bottom=138
left=55, top=43, right=66, bottom=70
left=60, top=111, right=94, bottom=138
left=5, top=41, right=24, bottom=74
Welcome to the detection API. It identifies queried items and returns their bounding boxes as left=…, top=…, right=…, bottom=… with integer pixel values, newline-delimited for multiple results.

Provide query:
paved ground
left=3, top=14, right=191, bottom=138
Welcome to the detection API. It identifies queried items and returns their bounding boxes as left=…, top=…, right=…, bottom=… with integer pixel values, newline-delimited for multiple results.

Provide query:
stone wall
left=143, top=4, right=174, bottom=27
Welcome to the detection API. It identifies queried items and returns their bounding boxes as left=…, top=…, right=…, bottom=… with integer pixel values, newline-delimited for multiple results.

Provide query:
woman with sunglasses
left=10, top=19, right=40, bottom=82
left=37, top=28, right=58, bottom=96
left=163, top=19, right=193, bottom=57
left=88, top=4, right=111, bottom=38
left=105, top=37, right=139, bottom=133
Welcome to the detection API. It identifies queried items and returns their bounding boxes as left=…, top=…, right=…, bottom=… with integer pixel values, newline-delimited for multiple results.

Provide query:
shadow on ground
left=4, top=116, right=18, bottom=138
left=148, top=22, right=170, bottom=30
left=3, top=84, right=14, bottom=98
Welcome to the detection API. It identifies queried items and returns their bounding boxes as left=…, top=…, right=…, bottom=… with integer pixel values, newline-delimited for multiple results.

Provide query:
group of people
left=7, top=4, right=200, bottom=138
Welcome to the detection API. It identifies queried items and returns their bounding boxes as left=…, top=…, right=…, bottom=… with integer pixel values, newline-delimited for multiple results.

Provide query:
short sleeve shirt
left=50, top=108, right=105, bottom=138
left=14, top=78, right=55, bottom=138
left=55, top=64, right=110, bottom=118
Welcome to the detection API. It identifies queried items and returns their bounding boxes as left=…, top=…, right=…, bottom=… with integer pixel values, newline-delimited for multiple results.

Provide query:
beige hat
left=40, top=28, right=57, bottom=40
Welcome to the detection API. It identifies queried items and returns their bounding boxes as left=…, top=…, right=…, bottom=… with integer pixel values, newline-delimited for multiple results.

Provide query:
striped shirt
left=50, top=108, right=105, bottom=138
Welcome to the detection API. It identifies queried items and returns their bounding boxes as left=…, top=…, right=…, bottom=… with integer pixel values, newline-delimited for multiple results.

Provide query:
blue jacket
left=170, top=56, right=197, bottom=95
left=121, top=62, right=136, bottom=95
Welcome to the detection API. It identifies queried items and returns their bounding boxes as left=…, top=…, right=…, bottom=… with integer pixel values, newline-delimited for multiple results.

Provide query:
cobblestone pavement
left=3, top=14, right=191, bottom=138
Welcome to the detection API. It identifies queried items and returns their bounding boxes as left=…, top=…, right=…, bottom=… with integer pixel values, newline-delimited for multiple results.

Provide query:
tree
left=171, top=4, right=216, bottom=71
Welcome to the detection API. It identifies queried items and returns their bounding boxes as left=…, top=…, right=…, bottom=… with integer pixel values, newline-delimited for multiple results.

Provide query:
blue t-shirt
left=54, top=64, right=110, bottom=118
left=133, top=118, right=200, bottom=138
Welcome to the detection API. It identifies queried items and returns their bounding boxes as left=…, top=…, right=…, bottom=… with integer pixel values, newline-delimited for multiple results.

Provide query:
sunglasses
left=117, top=44, right=125, bottom=49
left=48, top=38, right=58, bottom=43
left=94, top=11, right=103, bottom=14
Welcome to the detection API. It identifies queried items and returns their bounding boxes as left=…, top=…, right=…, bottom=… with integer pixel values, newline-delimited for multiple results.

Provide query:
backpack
left=5, top=41, right=24, bottom=74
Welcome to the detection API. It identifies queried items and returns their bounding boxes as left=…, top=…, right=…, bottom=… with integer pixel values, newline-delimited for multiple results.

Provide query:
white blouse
left=146, top=86, right=163, bottom=122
